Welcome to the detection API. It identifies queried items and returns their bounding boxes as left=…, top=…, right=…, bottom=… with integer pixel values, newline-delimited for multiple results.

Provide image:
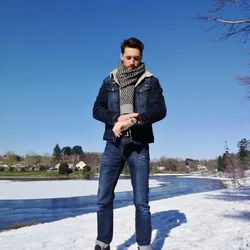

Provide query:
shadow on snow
left=204, top=186, right=250, bottom=222
left=205, top=186, right=250, bottom=202
left=117, top=210, right=187, bottom=250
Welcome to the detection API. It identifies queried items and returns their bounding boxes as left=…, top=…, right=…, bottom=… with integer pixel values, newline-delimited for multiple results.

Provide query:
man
left=93, top=37, right=166, bottom=250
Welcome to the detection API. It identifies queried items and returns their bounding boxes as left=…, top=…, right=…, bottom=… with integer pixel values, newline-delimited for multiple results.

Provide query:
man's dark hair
left=121, top=37, right=144, bottom=55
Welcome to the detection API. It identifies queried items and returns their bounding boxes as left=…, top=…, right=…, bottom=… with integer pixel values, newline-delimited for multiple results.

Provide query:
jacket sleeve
left=138, top=77, right=167, bottom=124
left=92, top=79, right=120, bottom=125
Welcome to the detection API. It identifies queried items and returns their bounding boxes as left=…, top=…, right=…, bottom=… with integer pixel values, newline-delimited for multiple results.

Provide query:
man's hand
left=117, top=112, right=138, bottom=122
left=112, top=117, right=137, bottom=137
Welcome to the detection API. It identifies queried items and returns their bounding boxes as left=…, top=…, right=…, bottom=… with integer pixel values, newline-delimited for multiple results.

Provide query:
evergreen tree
left=221, top=152, right=228, bottom=172
left=237, top=138, right=249, bottom=160
left=71, top=145, right=83, bottom=155
left=237, top=138, right=250, bottom=170
left=71, top=145, right=84, bottom=163
left=61, top=146, right=72, bottom=159
left=59, top=162, right=69, bottom=175
left=217, top=156, right=224, bottom=172
left=53, top=144, right=62, bottom=162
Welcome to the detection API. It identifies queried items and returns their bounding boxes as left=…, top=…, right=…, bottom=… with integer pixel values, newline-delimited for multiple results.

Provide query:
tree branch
left=237, top=75, right=250, bottom=99
left=207, top=17, right=250, bottom=24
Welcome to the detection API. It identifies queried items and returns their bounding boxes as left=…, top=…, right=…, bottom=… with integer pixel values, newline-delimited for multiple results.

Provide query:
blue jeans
left=96, top=138, right=151, bottom=247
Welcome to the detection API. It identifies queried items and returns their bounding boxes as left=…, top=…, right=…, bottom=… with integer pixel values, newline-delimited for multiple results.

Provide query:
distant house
left=68, top=163, right=74, bottom=169
left=12, top=163, right=27, bottom=172
left=157, top=166, right=165, bottom=171
left=76, top=161, right=87, bottom=170
left=53, top=161, right=88, bottom=171
left=0, top=164, right=8, bottom=168
left=31, top=164, right=40, bottom=171
left=0, top=164, right=8, bottom=171
left=32, top=163, right=46, bottom=171
left=54, top=163, right=60, bottom=170
left=197, top=164, right=207, bottom=171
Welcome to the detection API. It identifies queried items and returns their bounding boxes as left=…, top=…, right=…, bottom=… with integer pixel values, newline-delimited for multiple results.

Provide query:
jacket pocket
left=106, top=82, right=119, bottom=111
left=134, top=81, right=150, bottom=113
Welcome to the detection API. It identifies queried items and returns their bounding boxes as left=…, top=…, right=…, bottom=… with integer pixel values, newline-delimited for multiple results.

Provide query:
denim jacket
left=93, top=69, right=166, bottom=143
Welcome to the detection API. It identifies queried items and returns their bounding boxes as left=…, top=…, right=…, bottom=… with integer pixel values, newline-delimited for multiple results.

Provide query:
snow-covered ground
left=0, top=177, right=249, bottom=250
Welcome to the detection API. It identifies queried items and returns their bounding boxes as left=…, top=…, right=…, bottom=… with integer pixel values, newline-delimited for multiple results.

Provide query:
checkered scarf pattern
left=116, top=62, right=145, bottom=114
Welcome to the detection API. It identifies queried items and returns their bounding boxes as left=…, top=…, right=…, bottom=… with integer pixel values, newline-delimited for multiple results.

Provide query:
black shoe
left=94, top=245, right=110, bottom=250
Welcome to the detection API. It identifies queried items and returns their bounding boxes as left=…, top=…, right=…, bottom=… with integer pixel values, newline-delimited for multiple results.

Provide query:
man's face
left=120, top=47, right=142, bottom=70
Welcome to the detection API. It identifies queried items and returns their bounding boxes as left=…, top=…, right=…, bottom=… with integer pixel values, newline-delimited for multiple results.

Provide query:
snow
left=0, top=179, right=162, bottom=200
left=0, top=177, right=249, bottom=250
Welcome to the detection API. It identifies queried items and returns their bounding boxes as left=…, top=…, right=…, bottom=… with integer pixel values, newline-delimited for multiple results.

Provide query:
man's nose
left=130, top=58, right=135, bottom=64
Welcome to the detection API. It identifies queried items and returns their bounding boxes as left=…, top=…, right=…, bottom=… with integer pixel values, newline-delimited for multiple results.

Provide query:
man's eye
left=133, top=56, right=140, bottom=61
left=125, top=56, right=140, bottom=61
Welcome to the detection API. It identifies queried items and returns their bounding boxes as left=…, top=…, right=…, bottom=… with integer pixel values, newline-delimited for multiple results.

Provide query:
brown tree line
left=0, top=150, right=102, bottom=170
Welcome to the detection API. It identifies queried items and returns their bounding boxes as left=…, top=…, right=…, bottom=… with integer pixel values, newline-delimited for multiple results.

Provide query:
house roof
left=76, top=161, right=87, bottom=168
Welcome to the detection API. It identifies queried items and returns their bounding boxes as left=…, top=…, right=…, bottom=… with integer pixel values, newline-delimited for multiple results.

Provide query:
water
left=0, top=176, right=224, bottom=231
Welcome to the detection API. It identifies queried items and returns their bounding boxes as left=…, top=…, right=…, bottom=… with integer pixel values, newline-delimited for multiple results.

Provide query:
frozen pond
left=0, top=176, right=224, bottom=231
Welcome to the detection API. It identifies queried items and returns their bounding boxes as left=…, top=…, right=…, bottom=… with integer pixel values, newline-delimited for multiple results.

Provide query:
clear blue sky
left=0, top=0, right=249, bottom=160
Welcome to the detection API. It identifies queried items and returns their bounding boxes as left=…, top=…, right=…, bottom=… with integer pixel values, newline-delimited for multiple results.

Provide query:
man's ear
left=120, top=53, right=124, bottom=62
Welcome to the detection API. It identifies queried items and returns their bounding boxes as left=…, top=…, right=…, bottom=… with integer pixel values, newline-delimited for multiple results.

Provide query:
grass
left=8, top=220, right=40, bottom=230
left=0, top=170, right=93, bottom=179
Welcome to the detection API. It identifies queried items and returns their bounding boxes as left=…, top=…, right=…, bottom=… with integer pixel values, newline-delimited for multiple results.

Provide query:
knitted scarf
left=116, top=62, right=145, bottom=114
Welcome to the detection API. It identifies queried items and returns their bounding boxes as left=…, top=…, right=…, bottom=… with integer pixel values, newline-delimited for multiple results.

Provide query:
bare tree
left=223, top=141, right=246, bottom=186
left=199, top=0, right=250, bottom=98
